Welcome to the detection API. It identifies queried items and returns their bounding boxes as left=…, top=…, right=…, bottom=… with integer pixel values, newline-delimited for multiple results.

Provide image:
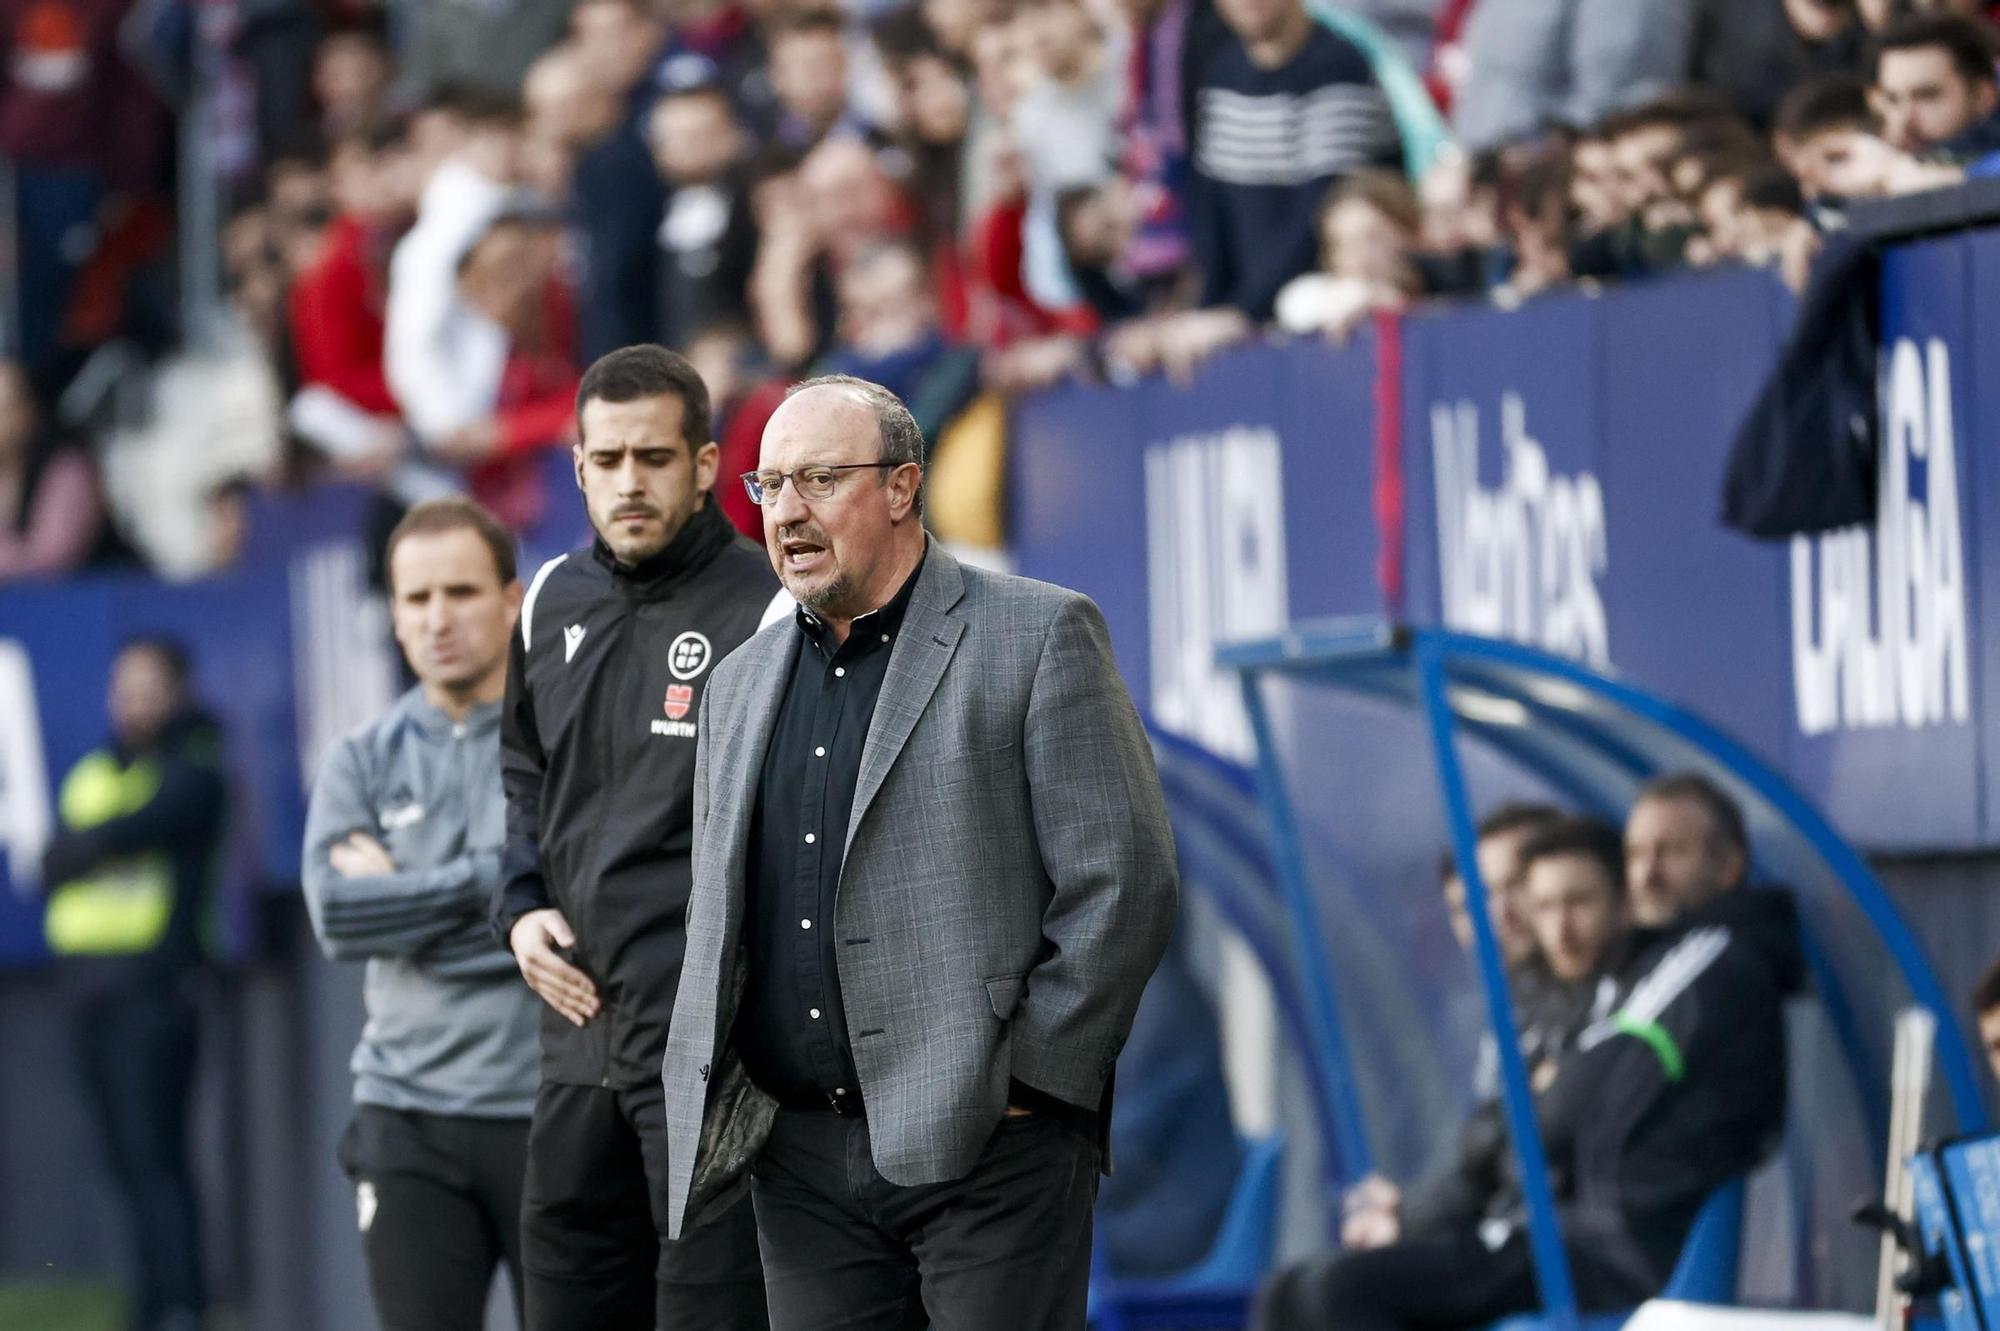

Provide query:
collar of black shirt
left=795, top=543, right=926, bottom=659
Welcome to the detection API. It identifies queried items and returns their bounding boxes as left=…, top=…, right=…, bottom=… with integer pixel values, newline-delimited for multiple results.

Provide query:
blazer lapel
left=844, top=545, right=965, bottom=857
left=711, top=626, right=794, bottom=918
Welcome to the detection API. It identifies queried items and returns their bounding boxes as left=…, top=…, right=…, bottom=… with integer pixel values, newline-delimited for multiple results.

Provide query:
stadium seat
left=1487, top=1177, right=1748, bottom=1331
left=1089, top=1134, right=1286, bottom=1330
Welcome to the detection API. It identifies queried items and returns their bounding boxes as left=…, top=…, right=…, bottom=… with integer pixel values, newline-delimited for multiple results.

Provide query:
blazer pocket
left=984, top=972, right=1028, bottom=1020
left=927, top=740, right=1020, bottom=794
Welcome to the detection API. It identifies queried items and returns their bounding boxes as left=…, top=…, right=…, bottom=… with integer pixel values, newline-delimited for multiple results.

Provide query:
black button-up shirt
left=736, top=560, right=924, bottom=1107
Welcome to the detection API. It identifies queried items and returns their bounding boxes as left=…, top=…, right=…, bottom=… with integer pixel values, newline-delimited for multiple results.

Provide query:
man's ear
left=694, top=440, right=721, bottom=495
left=888, top=463, right=922, bottom=519
left=1720, top=842, right=1748, bottom=894
left=572, top=444, right=585, bottom=492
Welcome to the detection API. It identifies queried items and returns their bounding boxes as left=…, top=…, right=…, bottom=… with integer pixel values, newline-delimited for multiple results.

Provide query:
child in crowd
left=1273, top=170, right=1423, bottom=336
left=646, top=60, right=760, bottom=349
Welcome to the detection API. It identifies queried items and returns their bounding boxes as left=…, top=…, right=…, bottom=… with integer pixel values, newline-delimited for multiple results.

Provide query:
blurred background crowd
left=6, top=0, right=2000, bottom=586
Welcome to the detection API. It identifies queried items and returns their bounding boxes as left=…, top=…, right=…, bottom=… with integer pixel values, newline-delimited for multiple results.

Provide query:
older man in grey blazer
left=660, top=374, right=1178, bottom=1329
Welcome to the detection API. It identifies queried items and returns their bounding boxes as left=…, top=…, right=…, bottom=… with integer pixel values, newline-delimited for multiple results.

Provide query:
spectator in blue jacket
left=535, top=4, right=671, bottom=364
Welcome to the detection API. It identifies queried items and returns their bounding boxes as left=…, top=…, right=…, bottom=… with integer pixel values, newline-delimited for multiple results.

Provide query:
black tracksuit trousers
left=521, top=1079, right=768, bottom=1331
left=340, top=1104, right=531, bottom=1331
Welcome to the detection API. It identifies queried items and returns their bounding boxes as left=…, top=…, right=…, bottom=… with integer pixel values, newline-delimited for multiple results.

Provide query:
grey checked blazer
left=661, top=541, right=1178, bottom=1238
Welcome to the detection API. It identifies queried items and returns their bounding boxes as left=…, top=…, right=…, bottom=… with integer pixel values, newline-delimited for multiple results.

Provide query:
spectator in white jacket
left=383, top=106, right=519, bottom=461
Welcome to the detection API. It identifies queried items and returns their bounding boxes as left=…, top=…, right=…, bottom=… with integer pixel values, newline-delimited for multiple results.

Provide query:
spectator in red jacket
left=288, top=124, right=416, bottom=467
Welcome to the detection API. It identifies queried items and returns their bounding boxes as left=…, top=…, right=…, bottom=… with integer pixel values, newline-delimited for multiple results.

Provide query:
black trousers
left=76, top=977, right=205, bottom=1331
left=1254, top=1230, right=1649, bottom=1331
left=521, top=1079, right=768, bottom=1331
left=750, top=1106, right=1100, bottom=1331
left=339, top=1104, right=530, bottom=1331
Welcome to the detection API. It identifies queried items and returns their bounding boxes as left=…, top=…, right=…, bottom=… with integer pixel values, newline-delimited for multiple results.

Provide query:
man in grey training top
left=303, top=497, right=540, bottom=1331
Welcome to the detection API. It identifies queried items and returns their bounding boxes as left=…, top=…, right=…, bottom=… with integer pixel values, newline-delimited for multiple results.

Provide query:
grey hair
left=786, top=373, right=926, bottom=514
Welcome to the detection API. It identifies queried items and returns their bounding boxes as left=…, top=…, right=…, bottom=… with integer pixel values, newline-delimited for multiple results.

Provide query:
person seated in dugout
left=1435, top=803, right=1585, bottom=1095
left=1344, top=803, right=1614, bottom=1256
left=1309, top=819, right=1641, bottom=1279
left=1258, top=786, right=1802, bottom=1331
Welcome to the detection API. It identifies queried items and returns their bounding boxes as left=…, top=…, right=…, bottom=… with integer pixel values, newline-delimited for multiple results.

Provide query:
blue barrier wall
left=1016, top=247, right=1994, bottom=855
left=0, top=463, right=598, bottom=971
left=0, top=569, right=299, bottom=968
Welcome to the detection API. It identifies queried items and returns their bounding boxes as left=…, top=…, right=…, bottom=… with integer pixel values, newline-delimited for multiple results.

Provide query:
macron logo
left=563, top=625, right=586, bottom=663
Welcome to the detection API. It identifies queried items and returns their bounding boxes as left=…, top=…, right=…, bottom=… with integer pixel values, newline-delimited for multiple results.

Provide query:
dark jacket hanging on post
left=1720, top=230, right=1879, bottom=539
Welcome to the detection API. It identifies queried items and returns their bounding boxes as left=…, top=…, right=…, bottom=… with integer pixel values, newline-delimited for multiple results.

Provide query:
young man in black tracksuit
left=494, top=345, right=782, bottom=1330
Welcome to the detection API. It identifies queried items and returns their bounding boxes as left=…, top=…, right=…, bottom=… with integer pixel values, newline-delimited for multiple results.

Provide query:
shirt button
left=834, top=1086, right=847, bottom=1096
left=805, top=833, right=816, bottom=844
left=834, top=667, right=845, bottom=678
left=809, top=1008, right=822, bottom=1019
left=801, top=918, right=813, bottom=930
left=880, top=634, right=889, bottom=643
left=814, top=746, right=826, bottom=758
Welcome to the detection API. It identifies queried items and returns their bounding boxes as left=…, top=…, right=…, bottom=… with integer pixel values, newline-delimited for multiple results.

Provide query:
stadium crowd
left=4, top=0, right=2000, bottom=581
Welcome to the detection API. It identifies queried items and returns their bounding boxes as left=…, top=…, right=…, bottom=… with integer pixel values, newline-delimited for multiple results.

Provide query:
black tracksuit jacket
left=494, top=502, right=779, bottom=1088
left=1402, top=890, right=1802, bottom=1304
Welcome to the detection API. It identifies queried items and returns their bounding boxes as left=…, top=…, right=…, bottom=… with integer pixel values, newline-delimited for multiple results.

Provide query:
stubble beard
left=793, top=565, right=858, bottom=617
left=602, top=491, right=699, bottom=564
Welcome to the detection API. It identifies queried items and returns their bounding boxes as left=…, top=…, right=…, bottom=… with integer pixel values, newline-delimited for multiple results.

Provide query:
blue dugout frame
left=1215, top=620, right=1989, bottom=1331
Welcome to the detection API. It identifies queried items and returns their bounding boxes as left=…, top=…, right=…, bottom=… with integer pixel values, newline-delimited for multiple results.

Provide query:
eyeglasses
left=741, top=462, right=899, bottom=506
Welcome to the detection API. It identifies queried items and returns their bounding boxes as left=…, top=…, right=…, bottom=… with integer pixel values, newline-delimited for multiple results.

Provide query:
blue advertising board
left=0, top=568, right=297, bottom=967
left=1785, top=236, right=1984, bottom=849
left=0, top=487, right=401, bottom=968
left=1015, top=335, right=1384, bottom=760
left=1970, top=231, right=2000, bottom=848
left=1399, top=268, right=1798, bottom=760
left=1013, top=253, right=1999, bottom=850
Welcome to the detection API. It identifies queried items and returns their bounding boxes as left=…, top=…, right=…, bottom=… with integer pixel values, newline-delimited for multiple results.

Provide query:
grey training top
left=303, top=688, right=539, bottom=1117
